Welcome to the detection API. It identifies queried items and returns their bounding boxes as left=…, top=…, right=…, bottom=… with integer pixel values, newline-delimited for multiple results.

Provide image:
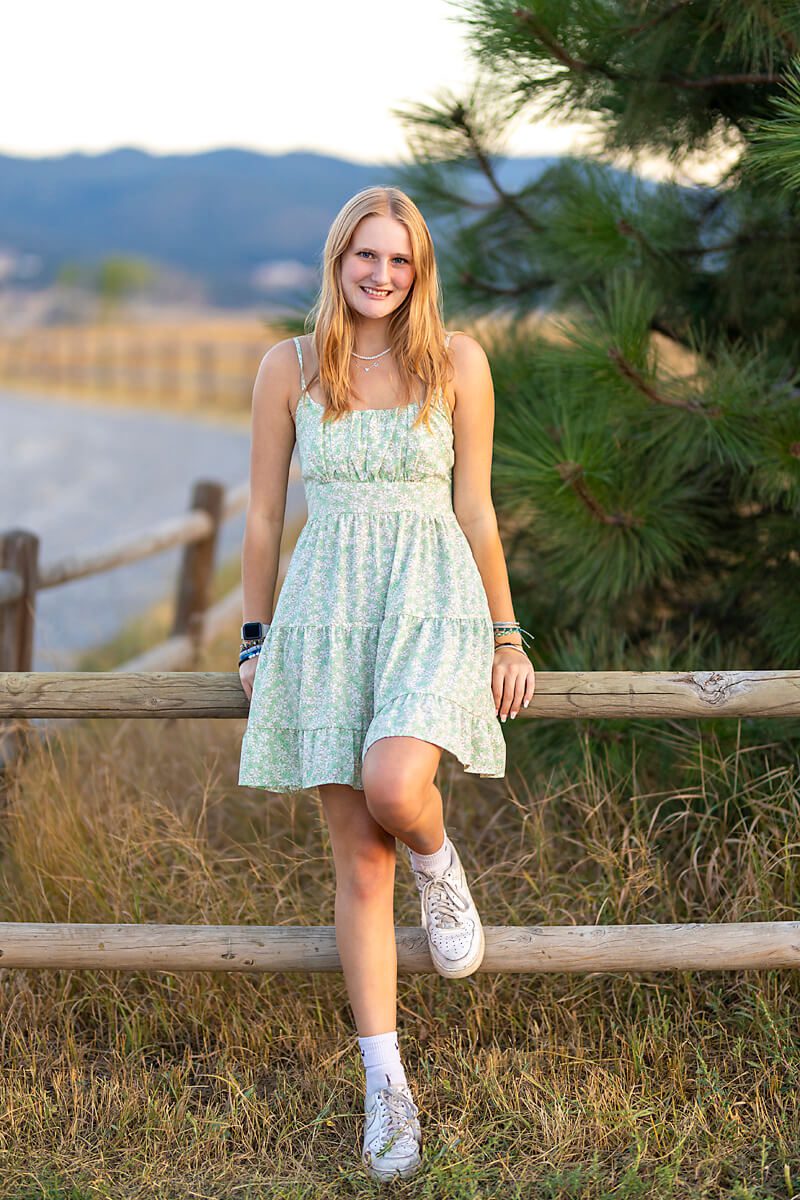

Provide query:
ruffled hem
left=238, top=723, right=368, bottom=793
left=238, top=690, right=506, bottom=793
left=361, top=690, right=506, bottom=781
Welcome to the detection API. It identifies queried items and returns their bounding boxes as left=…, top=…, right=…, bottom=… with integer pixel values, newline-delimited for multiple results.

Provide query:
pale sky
left=3, top=0, right=728, bottom=183
left=5, top=0, right=571, bottom=161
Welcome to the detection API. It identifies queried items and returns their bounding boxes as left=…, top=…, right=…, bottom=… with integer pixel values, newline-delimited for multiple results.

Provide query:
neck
left=352, top=316, right=392, bottom=357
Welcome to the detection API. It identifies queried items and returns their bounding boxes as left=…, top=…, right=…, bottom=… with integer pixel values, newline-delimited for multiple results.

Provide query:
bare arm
left=241, top=340, right=297, bottom=626
left=450, top=333, right=518, bottom=628
left=450, top=332, right=536, bottom=718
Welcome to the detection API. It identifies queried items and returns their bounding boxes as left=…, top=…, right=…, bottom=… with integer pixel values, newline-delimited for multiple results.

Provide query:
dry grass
left=0, top=612, right=798, bottom=1197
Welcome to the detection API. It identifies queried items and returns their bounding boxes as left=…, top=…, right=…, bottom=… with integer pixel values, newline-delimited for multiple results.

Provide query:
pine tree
left=388, top=2, right=800, bottom=792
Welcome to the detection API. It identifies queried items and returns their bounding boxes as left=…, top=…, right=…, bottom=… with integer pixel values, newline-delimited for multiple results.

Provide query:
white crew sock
left=409, top=831, right=452, bottom=878
left=358, top=1029, right=408, bottom=1094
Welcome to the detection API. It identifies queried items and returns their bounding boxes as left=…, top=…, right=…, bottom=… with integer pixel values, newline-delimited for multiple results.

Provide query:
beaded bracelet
left=492, top=621, right=535, bottom=654
left=239, top=631, right=266, bottom=667
left=239, top=644, right=263, bottom=666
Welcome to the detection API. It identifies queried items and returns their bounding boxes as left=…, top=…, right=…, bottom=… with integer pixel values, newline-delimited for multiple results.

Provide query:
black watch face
left=242, top=622, right=263, bottom=639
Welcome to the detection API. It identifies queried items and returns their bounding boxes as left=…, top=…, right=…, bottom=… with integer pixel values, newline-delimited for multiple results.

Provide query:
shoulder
left=251, top=337, right=304, bottom=416
left=254, top=336, right=304, bottom=388
left=446, top=330, right=490, bottom=373
left=258, top=336, right=302, bottom=375
left=445, top=332, right=492, bottom=409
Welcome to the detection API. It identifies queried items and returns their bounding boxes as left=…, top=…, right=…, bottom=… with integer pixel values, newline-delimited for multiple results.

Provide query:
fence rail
left=2, top=669, right=800, bottom=720
left=1, top=664, right=797, bottom=976
left=0, top=921, right=797, bottom=973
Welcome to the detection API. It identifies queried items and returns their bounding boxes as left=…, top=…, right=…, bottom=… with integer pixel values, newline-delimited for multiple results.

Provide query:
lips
left=361, top=286, right=391, bottom=298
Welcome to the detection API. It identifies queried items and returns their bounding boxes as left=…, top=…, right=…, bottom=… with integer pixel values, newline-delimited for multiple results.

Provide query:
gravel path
left=1, top=388, right=304, bottom=670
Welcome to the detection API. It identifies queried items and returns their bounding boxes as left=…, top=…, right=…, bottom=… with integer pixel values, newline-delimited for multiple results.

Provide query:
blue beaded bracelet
left=239, top=644, right=263, bottom=666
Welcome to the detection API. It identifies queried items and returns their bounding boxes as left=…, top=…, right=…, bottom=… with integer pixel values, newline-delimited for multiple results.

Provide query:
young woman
left=237, top=186, right=535, bottom=1182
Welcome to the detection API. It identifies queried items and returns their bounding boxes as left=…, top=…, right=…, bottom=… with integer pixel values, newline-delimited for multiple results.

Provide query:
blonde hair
left=304, top=185, right=453, bottom=431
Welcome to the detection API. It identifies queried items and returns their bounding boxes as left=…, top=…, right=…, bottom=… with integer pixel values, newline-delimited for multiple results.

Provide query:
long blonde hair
left=304, top=186, right=453, bottom=431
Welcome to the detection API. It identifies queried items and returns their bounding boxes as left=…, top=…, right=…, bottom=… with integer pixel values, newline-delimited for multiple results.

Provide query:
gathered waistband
left=304, top=477, right=454, bottom=518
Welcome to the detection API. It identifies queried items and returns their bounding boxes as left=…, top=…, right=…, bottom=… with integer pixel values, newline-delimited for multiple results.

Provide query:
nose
left=368, top=259, right=391, bottom=284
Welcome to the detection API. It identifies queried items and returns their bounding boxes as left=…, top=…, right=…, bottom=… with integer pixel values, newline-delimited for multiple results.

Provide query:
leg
left=320, top=785, right=423, bottom=1182
left=318, top=782, right=398, bottom=1036
left=361, top=735, right=445, bottom=853
left=362, top=735, right=487, bottom=979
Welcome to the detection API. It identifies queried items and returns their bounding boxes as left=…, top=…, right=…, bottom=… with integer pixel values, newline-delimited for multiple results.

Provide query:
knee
left=363, top=774, right=425, bottom=835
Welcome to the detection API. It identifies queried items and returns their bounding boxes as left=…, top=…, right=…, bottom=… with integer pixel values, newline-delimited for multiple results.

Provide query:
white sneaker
left=407, top=840, right=486, bottom=978
left=362, top=1083, right=423, bottom=1181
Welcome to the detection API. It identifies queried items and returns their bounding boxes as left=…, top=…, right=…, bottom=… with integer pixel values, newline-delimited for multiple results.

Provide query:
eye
left=356, top=251, right=410, bottom=264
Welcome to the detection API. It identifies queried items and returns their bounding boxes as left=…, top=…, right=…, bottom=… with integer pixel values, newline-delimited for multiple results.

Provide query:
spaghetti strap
left=293, top=336, right=307, bottom=393
left=445, top=331, right=452, bottom=349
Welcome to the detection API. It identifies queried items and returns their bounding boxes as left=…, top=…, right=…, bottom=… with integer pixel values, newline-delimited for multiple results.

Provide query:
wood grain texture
left=0, top=922, right=797, bottom=972
left=2, top=670, right=799, bottom=719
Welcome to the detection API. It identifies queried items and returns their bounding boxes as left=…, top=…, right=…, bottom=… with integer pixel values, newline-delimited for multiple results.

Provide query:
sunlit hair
left=303, top=185, right=453, bottom=431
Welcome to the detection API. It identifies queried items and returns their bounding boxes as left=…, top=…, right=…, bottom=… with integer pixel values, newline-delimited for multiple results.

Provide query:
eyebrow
left=355, top=246, right=413, bottom=258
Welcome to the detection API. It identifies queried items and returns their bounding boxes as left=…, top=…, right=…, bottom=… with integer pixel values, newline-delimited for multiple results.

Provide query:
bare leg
left=362, top=735, right=486, bottom=982
left=361, top=735, right=446, bottom=854
left=318, top=782, right=398, bottom=1036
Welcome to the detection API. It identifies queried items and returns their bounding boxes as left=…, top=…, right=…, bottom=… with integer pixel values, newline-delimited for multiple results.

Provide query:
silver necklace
left=351, top=346, right=391, bottom=373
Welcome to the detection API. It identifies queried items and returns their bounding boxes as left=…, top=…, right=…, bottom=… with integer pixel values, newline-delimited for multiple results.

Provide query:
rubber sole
left=363, top=1153, right=422, bottom=1182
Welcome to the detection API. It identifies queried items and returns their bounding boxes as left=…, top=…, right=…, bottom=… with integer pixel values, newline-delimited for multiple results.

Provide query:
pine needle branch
left=511, top=8, right=783, bottom=87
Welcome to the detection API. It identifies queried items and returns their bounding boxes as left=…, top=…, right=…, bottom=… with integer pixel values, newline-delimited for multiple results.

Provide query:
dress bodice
left=292, top=335, right=455, bottom=486
left=294, top=387, right=455, bottom=485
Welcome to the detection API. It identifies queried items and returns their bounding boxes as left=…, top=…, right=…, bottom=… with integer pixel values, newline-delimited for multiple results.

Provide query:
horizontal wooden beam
left=1, top=670, right=799, bottom=720
left=0, top=922, right=797, bottom=972
left=0, top=472, right=286, bottom=596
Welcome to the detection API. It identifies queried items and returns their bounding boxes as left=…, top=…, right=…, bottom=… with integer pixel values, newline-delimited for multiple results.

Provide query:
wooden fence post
left=171, top=481, right=225, bottom=668
left=0, top=530, right=39, bottom=768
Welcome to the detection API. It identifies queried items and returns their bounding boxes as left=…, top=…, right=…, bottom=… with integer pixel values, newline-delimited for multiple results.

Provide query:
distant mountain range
left=0, top=146, right=664, bottom=310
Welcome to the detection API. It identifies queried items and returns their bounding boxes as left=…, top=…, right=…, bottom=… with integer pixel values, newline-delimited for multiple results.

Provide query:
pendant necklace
left=351, top=346, right=391, bottom=375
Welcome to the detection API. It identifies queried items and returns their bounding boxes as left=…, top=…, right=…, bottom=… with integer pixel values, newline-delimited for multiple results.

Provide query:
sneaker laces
left=374, top=1088, right=419, bottom=1155
left=419, top=874, right=469, bottom=930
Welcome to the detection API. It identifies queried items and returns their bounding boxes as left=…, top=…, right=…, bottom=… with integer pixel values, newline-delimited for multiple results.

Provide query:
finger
left=522, top=667, right=536, bottom=708
left=509, top=672, right=527, bottom=719
left=497, top=670, right=515, bottom=721
left=493, top=669, right=509, bottom=717
left=492, top=669, right=505, bottom=714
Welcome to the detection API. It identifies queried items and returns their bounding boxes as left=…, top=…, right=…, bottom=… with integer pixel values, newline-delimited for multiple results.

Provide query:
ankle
left=409, top=832, right=452, bottom=877
left=358, top=1029, right=408, bottom=1094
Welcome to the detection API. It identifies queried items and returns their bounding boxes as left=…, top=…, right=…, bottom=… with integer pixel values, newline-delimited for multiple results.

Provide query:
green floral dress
left=238, top=333, right=506, bottom=793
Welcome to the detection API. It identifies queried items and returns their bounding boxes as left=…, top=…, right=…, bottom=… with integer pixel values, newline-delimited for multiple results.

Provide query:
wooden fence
left=2, top=329, right=798, bottom=976
left=1, top=460, right=799, bottom=976
left=0, top=460, right=302, bottom=763
left=0, top=327, right=269, bottom=409
left=1, top=665, right=798, bottom=974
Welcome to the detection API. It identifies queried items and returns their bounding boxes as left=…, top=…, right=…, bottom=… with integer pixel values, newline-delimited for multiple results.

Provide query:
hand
left=492, top=645, right=535, bottom=722
left=239, top=655, right=259, bottom=701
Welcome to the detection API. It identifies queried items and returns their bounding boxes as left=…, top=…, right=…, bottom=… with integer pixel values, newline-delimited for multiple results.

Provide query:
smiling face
left=340, top=213, right=416, bottom=320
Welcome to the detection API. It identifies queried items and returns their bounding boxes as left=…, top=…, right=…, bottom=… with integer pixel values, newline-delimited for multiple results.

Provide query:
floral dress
left=238, top=333, right=506, bottom=792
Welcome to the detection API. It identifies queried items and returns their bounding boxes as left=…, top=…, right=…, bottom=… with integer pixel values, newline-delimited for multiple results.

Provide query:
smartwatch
left=241, top=621, right=269, bottom=640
